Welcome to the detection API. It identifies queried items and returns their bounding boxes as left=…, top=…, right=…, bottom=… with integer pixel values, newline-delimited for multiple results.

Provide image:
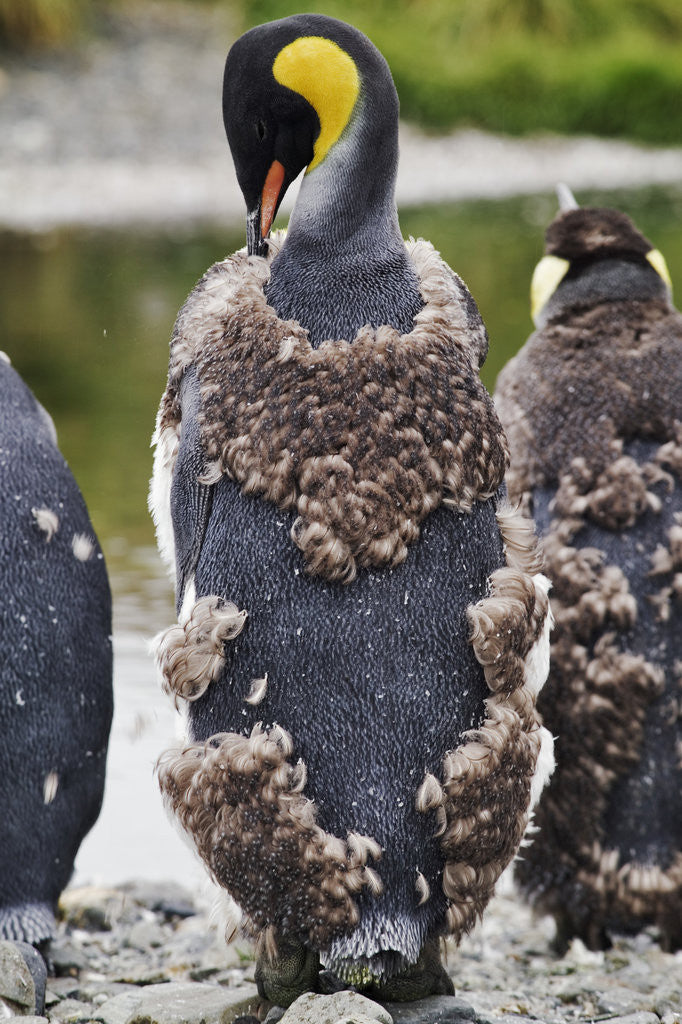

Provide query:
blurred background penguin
left=495, top=186, right=682, bottom=951
left=0, top=354, right=113, bottom=1007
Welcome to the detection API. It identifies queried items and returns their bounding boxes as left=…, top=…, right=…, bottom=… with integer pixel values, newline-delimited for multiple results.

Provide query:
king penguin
left=495, top=187, right=682, bottom=951
left=0, top=356, right=113, bottom=966
left=151, top=14, right=554, bottom=1005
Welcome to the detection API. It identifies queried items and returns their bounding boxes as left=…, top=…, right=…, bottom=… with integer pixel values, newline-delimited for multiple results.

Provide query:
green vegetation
left=3, top=0, right=682, bottom=142
left=0, top=0, right=88, bottom=48
left=242, top=0, right=682, bottom=143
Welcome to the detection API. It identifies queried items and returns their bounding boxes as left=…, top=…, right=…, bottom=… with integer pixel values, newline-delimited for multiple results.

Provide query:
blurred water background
left=2, top=0, right=682, bottom=893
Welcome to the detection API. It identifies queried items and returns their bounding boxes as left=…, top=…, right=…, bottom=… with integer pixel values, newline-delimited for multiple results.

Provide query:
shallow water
left=3, top=186, right=682, bottom=889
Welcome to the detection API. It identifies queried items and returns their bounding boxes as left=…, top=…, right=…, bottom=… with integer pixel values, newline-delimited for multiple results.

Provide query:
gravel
left=2, top=1, right=682, bottom=232
left=2, top=876, right=678, bottom=1024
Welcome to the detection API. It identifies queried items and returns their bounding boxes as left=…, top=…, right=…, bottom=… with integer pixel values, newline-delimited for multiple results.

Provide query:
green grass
left=241, top=0, right=682, bottom=143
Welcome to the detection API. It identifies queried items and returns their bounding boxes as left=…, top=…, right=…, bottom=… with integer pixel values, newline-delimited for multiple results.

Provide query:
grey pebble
left=596, top=986, right=650, bottom=1015
left=49, top=996, right=99, bottom=1023
left=95, top=980, right=259, bottom=1024
left=0, top=940, right=36, bottom=1011
left=3, top=1018, right=49, bottom=1023
left=383, top=995, right=476, bottom=1024
left=604, top=1015, right=662, bottom=1024
left=278, top=992, right=392, bottom=1024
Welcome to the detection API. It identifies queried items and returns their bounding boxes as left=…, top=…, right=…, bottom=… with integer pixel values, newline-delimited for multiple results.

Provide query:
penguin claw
left=255, top=939, right=320, bottom=1007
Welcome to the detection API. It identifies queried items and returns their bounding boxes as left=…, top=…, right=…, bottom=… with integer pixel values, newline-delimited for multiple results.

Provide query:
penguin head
left=223, top=14, right=399, bottom=255
left=530, top=188, right=673, bottom=327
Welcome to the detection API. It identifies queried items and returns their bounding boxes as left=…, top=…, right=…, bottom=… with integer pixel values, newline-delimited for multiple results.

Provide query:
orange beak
left=260, top=159, right=286, bottom=239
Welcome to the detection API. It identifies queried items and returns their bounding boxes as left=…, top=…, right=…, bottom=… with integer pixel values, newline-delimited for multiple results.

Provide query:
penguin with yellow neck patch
left=152, top=14, right=553, bottom=1005
left=496, top=188, right=682, bottom=951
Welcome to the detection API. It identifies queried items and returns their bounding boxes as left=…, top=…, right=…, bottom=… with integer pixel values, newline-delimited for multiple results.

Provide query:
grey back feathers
left=0, top=358, right=113, bottom=946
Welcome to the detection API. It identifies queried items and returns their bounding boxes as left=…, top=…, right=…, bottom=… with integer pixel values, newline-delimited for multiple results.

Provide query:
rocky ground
left=2, top=877, right=681, bottom=1024
left=2, top=1, right=682, bottom=232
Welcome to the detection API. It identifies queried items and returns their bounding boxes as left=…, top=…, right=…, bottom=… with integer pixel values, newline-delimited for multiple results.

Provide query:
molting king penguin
left=151, top=14, right=554, bottom=1005
left=495, top=186, right=682, bottom=951
left=0, top=355, right=113, bottom=972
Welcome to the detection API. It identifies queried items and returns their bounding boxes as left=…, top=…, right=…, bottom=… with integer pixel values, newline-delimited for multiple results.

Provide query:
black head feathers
left=222, top=14, right=399, bottom=256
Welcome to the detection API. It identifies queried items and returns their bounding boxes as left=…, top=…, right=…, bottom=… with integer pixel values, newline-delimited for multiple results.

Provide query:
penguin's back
left=187, top=476, right=503, bottom=961
left=0, top=359, right=113, bottom=943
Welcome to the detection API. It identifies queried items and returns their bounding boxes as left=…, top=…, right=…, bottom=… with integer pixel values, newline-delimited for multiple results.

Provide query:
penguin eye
left=255, top=119, right=267, bottom=142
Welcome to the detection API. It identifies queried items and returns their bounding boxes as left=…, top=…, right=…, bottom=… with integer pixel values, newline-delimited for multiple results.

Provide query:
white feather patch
left=72, top=534, right=95, bottom=561
left=149, top=419, right=180, bottom=578
left=32, top=507, right=59, bottom=541
left=529, top=725, right=556, bottom=810
left=524, top=573, right=553, bottom=699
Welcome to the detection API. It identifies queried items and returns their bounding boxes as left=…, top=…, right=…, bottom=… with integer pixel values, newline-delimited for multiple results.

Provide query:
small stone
left=279, top=992, right=392, bottom=1024
left=92, top=989, right=142, bottom=1024
left=119, top=881, right=198, bottom=920
left=383, top=995, right=476, bottom=1024
left=602, top=1015, right=660, bottom=1024
left=596, top=987, right=649, bottom=1015
left=94, top=981, right=260, bottom=1024
left=0, top=940, right=36, bottom=1011
left=49, top=938, right=88, bottom=977
left=654, top=988, right=682, bottom=1017
left=479, top=1017, right=538, bottom=1024
left=59, top=887, right=124, bottom=932
left=49, top=996, right=99, bottom=1022
left=7, top=1018, right=49, bottom=1023
left=125, top=918, right=167, bottom=952
left=264, top=1008, right=286, bottom=1024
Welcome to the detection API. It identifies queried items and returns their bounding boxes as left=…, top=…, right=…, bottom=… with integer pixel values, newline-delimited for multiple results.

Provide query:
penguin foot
left=364, top=939, right=454, bottom=1003
left=255, top=937, right=320, bottom=1007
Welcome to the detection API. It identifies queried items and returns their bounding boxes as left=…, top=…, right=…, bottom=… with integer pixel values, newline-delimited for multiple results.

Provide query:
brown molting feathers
left=495, top=302, right=682, bottom=504
left=414, top=503, right=553, bottom=942
left=153, top=595, right=247, bottom=707
left=156, top=234, right=508, bottom=583
left=157, top=723, right=383, bottom=949
left=560, top=845, right=682, bottom=952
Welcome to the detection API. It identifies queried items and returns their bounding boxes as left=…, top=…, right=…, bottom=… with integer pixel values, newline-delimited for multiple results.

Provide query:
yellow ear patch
left=273, top=36, right=360, bottom=172
left=646, top=248, right=673, bottom=294
left=530, top=255, right=570, bottom=324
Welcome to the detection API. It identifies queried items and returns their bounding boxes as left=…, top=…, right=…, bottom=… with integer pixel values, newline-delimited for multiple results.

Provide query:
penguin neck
left=286, top=96, right=402, bottom=250
left=540, top=258, right=670, bottom=327
left=264, top=100, right=423, bottom=346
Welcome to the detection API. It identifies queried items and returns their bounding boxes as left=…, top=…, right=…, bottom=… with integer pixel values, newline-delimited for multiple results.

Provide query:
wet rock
left=278, top=992, right=392, bottom=1024
left=0, top=940, right=36, bottom=1013
left=383, top=996, right=476, bottom=1024
left=95, top=980, right=260, bottom=1024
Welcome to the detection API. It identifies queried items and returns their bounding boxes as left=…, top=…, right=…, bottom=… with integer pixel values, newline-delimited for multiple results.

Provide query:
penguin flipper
left=170, top=367, right=213, bottom=610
